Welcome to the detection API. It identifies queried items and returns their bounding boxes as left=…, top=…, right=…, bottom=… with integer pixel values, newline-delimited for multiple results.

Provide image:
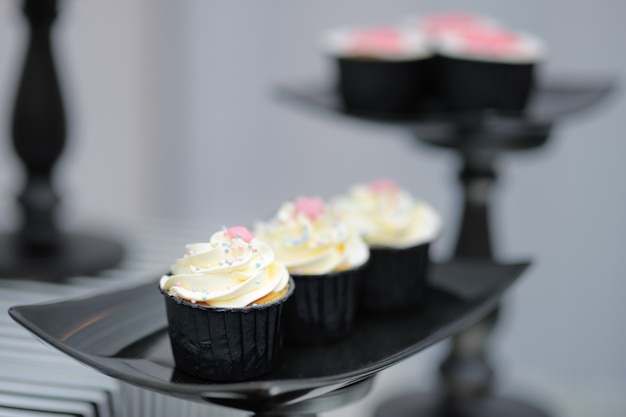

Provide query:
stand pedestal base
left=375, top=393, right=549, bottom=417
left=0, top=233, right=124, bottom=281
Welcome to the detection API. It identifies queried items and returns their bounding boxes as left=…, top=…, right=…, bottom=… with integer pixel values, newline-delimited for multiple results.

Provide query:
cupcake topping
left=437, top=25, right=546, bottom=63
left=370, top=178, right=399, bottom=193
left=349, top=28, right=407, bottom=56
left=225, top=225, right=254, bottom=243
left=255, top=198, right=369, bottom=275
left=331, top=180, right=442, bottom=249
left=294, top=197, right=326, bottom=220
left=160, top=226, right=289, bottom=308
left=323, top=26, right=432, bottom=60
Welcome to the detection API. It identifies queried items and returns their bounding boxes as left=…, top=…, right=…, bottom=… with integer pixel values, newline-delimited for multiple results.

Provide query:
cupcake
left=332, top=180, right=442, bottom=314
left=255, top=197, right=369, bottom=345
left=159, top=226, right=293, bottom=381
left=403, top=11, right=500, bottom=101
left=322, top=26, right=433, bottom=115
left=435, top=25, right=546, bottom=112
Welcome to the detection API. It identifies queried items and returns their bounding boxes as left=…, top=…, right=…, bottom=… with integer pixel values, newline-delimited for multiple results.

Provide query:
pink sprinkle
left=225, top=226, right=254, bottom=243
left=370, top=179, right=398, bottom=193
left=294, top=197, right=325, bottom=219
left=176, top=281, right=181, bottom=286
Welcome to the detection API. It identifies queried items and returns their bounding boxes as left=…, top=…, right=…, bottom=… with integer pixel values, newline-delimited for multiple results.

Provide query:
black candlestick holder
left=278, top=75, right=613, bottom=417
left=0, top=0, right=123, bottom=281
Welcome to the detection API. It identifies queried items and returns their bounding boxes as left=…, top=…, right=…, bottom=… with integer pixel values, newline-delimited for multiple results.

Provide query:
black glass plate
left=9, top=260, right=528, bottom=413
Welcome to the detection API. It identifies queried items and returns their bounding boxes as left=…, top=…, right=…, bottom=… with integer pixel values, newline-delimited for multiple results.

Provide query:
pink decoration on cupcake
left=453, top=26, right=520, bottom=57
left=294, top=197, right=326, bottom=220
left=370, top=179, right=399, bottom=193
left=225, top=226, right=254, bottom=243
left=349, top=27, right=406, bottom=54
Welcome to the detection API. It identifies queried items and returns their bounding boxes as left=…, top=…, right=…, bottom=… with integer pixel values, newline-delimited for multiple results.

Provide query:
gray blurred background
left=0, top=0, right=624, bottom=416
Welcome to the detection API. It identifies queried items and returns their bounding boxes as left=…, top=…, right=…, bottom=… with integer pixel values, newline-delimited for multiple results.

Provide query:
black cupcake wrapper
left=285, top=265, right=365, bottom=345
left=160, top=279, right=294, bottom=382
left=335, top=53, right=536, bottom=114
left=359, top=243, right=430, bottom=314
left=336, top=56, right=434, bottom=115
left=438, top=55, right=536, bottom=112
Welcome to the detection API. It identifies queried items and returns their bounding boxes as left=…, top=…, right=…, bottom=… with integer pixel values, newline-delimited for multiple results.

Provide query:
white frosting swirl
left=254, top=197, right=369, bottom=275
left=331, top=180, right=442, bottom=249
left=322, top=26, right=432, bottom=60
left=159, top=227, right=290, bottom=308
left=436, top=28, right=546, bottom=63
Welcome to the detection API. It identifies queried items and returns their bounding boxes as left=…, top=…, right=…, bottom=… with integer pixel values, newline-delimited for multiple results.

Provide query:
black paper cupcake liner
left=160, top=279, right=294, bottom=382
left=285, top=265, right=364, bottom=345
left=336, top=57, right=434, bottom=116
left=358, top=243, right=430, bottom=314
left=439, top=55, right=536, bottom=112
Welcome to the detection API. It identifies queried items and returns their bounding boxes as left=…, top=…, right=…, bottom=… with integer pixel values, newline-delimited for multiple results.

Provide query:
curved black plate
left=9, top=260, right=528, bottom=413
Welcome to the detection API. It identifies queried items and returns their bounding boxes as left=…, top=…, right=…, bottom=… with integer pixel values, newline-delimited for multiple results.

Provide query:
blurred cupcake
left=159, top=226, right=293, bottom=381
left=255, top=197, right=369, bottom=345
left=403, top=11, right=500, bottom=101
left=332, top=180, right=442, bottom=314
left=323, top=25, right=433, bottom=115
left=435, top=25, right=546, bottom=112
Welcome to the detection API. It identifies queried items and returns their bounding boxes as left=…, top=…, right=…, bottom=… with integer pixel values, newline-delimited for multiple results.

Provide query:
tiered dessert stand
left=5, top=1, right=614, bottom=417
left=278, top=70, right=613, bottom=417
left=11, top=77, right=613, bottom=417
